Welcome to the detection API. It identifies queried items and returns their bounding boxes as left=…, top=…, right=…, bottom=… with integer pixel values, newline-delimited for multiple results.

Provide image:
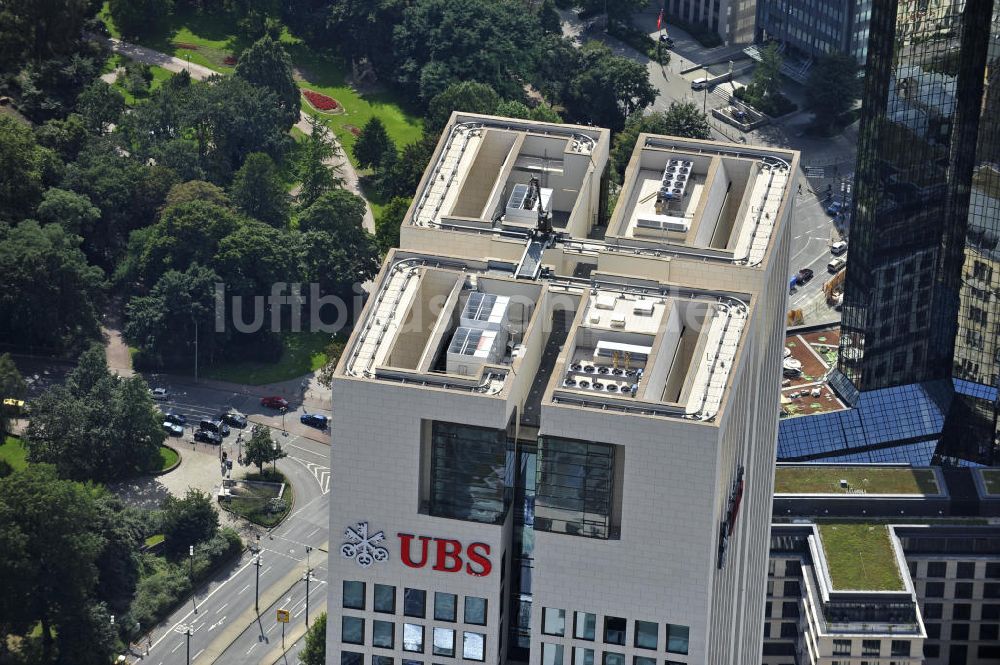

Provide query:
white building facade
left=327, top=114, right=798, bottom=665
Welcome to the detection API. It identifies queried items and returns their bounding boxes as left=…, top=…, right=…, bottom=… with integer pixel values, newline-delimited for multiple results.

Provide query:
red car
left=260, top=396, right=289, bottom=409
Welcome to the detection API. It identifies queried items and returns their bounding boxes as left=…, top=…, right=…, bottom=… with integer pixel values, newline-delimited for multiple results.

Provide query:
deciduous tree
left=427, top=81, right=500, bottom=134
left=806, top=53, right=861, bottom=131
left=300, top=612, right=327, bottom=665
left=159, top=488, right=219, bottom=556
left=230, top=152, right=290, bottom=228
left=244, top=424, right=286, bottom=474
left=564, top=42, right=656, bottom=131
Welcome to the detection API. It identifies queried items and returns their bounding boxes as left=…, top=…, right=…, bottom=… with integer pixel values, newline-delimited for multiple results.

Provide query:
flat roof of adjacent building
left=781, top=326, right=847, bottom=417
left=817, top=522, right=905, bottom=591
left=774, top=466, right=941, bottom=495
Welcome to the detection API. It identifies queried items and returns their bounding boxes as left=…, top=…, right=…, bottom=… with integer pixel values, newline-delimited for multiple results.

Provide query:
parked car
left=194, top=430, right=222, bottom=444
left=164, top=411, right=186, bottom=425
left=691, top=77, right=709, bottom=90
left=831, top=240, right=848, bottom=255
left=796, top=268, right=814, bottom=284
left=828, top=256, right=847, bottom=273
left=162, top=421, right=184, bottom=437
left=261, top=396, right=289, bottom=409
left=219, top=412, right=248, bottom=428
left=300, top=413, right=329, bottom=429
left=825, top=201, right=844, bottom=216
left=150, top=388, right=169, bottom=400
left=199, top=419, right=230, bottom=437
left=659, top=34, right=674, bottom=46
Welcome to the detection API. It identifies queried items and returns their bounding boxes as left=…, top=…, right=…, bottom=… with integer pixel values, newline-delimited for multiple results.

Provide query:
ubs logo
left=398, top=534, right=492, bottom=576
left=341, top=521, right=389, bottom=568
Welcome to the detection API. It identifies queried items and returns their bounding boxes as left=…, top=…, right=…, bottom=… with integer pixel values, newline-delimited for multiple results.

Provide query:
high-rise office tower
left=327, top=113, right=797, bottom=665
left=779, top=0, right=1000, bottom=464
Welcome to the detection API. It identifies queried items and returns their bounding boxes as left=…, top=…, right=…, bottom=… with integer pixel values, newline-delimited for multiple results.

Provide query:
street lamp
left=254, top=553, right=263, bottom=614
left=186, top=627, right=192, bottom=665
left=303, top=546, right=314, bottom=626
left=280, top=406, right=287, bottom=435
left=189, top=545, right=197, bottom=614
left=272, top=440, right=278, bottom=476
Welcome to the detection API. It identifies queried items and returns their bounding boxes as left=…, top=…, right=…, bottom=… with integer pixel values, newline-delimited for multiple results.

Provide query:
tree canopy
left=611, top=105, right=711, bottom=180
left=564, top=42, right=657, bottom=131
left=806, top=53, right=861, bottom=131
left=244, top=423, right=287, bottom=474
left=353, top=117, right=394, bottom=171
left=25, top=346, right=165, bottom=480
left=234, top=35, right=301, bottom=129
left=230, top=152, right=290, bottom=228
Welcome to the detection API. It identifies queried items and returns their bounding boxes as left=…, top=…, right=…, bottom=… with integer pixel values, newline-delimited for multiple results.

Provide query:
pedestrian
left=798, top=183, right=802, bottom=195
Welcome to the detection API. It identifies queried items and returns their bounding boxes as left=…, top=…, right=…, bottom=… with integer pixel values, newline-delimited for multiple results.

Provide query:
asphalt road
left=135, top=385, right=331, bottom=665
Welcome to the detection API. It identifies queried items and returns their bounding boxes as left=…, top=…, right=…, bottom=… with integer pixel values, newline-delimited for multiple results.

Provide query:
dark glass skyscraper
left=779, top=0, right=1000, bottom=463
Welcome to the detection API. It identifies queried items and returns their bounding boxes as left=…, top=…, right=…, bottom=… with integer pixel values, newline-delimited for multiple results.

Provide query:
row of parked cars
left=161, top=410, right=248, bottom=444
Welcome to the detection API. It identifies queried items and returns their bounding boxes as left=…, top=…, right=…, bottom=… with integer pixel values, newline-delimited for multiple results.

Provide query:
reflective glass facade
left=428, top=420, right=512, bottom=524
left=755, top=0, right=871, bottom=61
left=534, top=437, right=616, bottom=540
left=825, top=0, right=1000, bottom=462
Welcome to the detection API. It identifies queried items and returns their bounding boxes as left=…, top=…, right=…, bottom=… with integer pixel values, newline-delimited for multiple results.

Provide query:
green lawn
left=111, top=58, right=175, bottom=105
left=100, top=4, right=424, bottom=159
left=983, top=469, right=1000, bottom=495
left=144, top=533, right=165, bottom=548
left=157, top=446, right=179, bottom=471
left=201, top=331, right=333, bottom=385
left=774, top=466, right=939, bottom=495
left=0, top=436, right=28, bottom=472
left=818, top=523, right=904, bottom=591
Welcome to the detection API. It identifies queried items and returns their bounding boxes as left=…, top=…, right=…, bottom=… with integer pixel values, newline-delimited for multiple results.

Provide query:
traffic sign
left=276, top=609, right=290, bottom=623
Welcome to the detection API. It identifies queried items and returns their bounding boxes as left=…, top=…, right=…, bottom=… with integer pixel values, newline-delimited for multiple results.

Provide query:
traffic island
left=219, top=470, right=294, bottom=528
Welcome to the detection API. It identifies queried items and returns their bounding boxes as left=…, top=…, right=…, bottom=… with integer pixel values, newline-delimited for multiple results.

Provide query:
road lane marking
left=216, top=603, right=228, bottom=614
left=193, top=648, right=204, bottom=661
left=306, top=527, right=320, bottom=538
left=171, top=642, right=181, bottom=653
left=238, top=584, right=250, bottom=595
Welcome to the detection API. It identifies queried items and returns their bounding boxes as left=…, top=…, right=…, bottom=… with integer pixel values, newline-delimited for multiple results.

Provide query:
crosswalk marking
left=804, top=166, right=826, bottom=179
left=291, top=457, right=330, bottom=494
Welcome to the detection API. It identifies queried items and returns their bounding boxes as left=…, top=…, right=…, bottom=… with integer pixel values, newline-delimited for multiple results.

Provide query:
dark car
left=199, top=419, right=230, bottom=437
left=826, top=201, right=844, bottom=216
left=194, top=430, right=222, bottom=444
left=659, top=34, right=674, bottom=46
left=164, top=411, right=187, bottom=426
left=219, top=412, right=248, bottom=428
left=796, top=268, right=814, bottom=284
left=300, top=413, right=329, bottom=429
left=261, top=396, right=289, bottom=410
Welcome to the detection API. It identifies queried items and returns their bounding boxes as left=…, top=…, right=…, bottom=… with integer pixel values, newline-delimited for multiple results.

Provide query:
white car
left=162, top=421, right=184, bottom=436
left=150, top=388, right=170, bottom=400
left=831, top=241, right=848, bottom=255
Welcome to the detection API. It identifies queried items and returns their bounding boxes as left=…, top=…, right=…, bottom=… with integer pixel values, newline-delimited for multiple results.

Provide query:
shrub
left=608, top=21, right=670, bottom=65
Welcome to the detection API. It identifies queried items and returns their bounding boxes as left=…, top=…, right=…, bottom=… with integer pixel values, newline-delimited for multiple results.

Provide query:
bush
left=733, top=86, right=797, bottom=117
left=125, top=529, right=242, bottom=633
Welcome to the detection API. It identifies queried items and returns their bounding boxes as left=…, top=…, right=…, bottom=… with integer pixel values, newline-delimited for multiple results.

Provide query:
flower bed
left=344, top=124, right=361, bottom=136
left=223, top=55, right=237, bottom=66
left=173, top=42, right=200, bottom=51
left=302, top=89, right=341, bottom=113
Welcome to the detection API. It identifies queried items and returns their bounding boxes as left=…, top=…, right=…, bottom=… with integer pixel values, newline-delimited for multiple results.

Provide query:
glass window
left=343, top=652, right=363, bottom=665
left=891, top=640, right=910, bottom=657
left=634, top=621, right=657, bottom=650
left=343, top=616, right=365, bottom=645
left=924, top=603, right=943, bottom=619
left=951, top=623, right=969, bottom=640
left=373, top=620, right=394, bottom=649
left=602, top=653, right=624, bottom=665
left=986, top=563, right=1000, bottom=578
left=955, top=582, right=973, bottom=599
left=535, top=436, right=616, bottom=539
left=633, top=658, right=655, bottom=665
left=434, top=592, right=457, bottom=622
left=779, top=622, right=796, bottom=639
left=344, top=581, right=366, bottom=610
left=404, top=624, right=424, bottom=653
left=403, top=661, right=422, bottom=665
left=429, top=420, right=510, bottom=524
left=665, top=624, right=689, bottom=655
left=462, top=632, right=485, bottom=661
left=925, top=582, right=945, bottom=597
left=404, top=589, right=426, bottom=618
left=542, top=643, right=564, bottom=665
left=465, top=597, right=487, bottom=626
left=983, top=604, right=1000, bottom=620
left=861, top=640, right=879, bottom=656
left=981, top=624, right=999, bottom=640
left=373, top=657, right=393, bottom=665
left=374, top=584, right=396, bottom=613
left=572, top=647, right=594, bottom=665
left=433, top=628, right=455, bottom=657
left=783, top=580, right=800, bottom=596
left=603, top=616, right=626, bottom=645
left=927, top=561, right=947, bottom=577
left=542, top=608, right=565, bottom=636
left=953, top=604, right=971, bottom=620
left=574, top=612, right=596, bottom=640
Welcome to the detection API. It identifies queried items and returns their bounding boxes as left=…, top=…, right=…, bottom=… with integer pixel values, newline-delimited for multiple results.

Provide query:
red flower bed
left=173, top=42, right=199, bottom=50
left=344, top=124, right=361, bottom=136
left=302, top=89, right=340, bottom=112
left=223, top=55, right=237, bottom=66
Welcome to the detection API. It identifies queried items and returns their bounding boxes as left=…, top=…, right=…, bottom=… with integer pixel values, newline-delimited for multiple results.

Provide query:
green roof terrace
left=817, top=523, right=905, bottom=591
left=774, top=465, right=941, bottom=495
